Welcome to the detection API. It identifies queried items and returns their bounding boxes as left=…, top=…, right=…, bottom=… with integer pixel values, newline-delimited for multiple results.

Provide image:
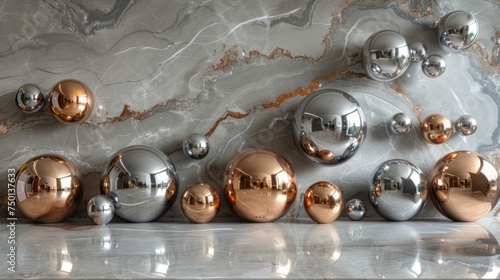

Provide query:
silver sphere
left=183, top=133, right=209, bottom=159
left=15, top=84, right=45, bottom=113
left=370, top=159, right=427, bottom=221
left=87, top=194, right=115, bottom=225
left=390, top=113, right=412, bottom=135
left=101, top=145, right=178, bottom=223
left=292, top=88, right=367, bottom=165
left=455, top=115, right=477, bottom=136
left=362, top=30, right=411, bottom=82
left=345, top=199, right=366, bottom=221
left=422, top=54, right=446, bottom=78
left=437, top=10, right=479, bottom=52
left=410, top=42, right=428, bottom=62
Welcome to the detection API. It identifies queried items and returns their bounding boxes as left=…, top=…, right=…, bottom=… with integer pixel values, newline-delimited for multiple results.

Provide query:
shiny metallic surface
left=292, top=89, right=367, bottom=165
left=390, top=113, right=412, bottom=135
left=48, top=79, right=94, bottom=124
left=429, top=151, right=500, bottom=222
left=420, top=114, right=453, bottom=144
left=15, top=84, right=45, bottom=113
left=455, top=115, right=477, bottom=136
left=345, top=199, right=366, bottom=221
left=15, top=154, right=83, bottom=223
left=437, top=10, right=479, bottom=52
left=370, top=159, right=427, bottom=221
left=86, top=194, right=115, bottom=225
left=304, top=181, right=344, bottom=224
left=182, top=133, right=210, bottom=160
left=101, top=145, right=178, bottom=223
left=422, top=54, right=446, bottom=78
left=181, top=183, right=221, bottom=223
left=362, top=30, right=411, bottom=82
left=409, top=42, right=427, bottom=62
left=223, top=149, right=297, bottom=222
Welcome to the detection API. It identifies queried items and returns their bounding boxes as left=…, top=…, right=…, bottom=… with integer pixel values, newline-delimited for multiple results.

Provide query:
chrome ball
left=87, top=194, right=115, bottom=225
left=49, top=79, right=94, bottom=125
left=362, top=30, right=411, bottom=82
left=15, top=84, right=45, bottom=113
left=292, top=88, right=367, bottom=165
left=420, top=114, right=453, bottom=144
left=410, top=42, right=427, bottom=62
left=345, top=199, right=366, bottom=221
left=390, top=113, right=412, bottom=135
left=437, top=10, right=479, bottom=52
left=183, top=133, right=209, bottom=160
left=422, top=54, right=446, bottom=78
left=370, top=159, right=427, bottom=221
left=455, top=115, right=477, bottom=136
left=303, top=181, right=344, bottom=224
left=181, top=183, right=221, bottom=223
left=101, top=145, right=178, bottom=223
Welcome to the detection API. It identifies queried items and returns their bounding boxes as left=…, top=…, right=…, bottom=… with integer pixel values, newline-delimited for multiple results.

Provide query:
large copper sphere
left=292, top=88, right=367, bottom=165
left=429, top=151, right=500, bottom=222
left=101, top=145, right=178, bottom=222
left=15, top=154, right=83, bottom=223
left=224, top=149, right=297, bottom=222
left=181, top=183, right=221, bottom=223
left=420, top=114, right=453, bottom=144
left=304, top=181, right=344, bottom=224
left=49, top=79, right=94, bottom=124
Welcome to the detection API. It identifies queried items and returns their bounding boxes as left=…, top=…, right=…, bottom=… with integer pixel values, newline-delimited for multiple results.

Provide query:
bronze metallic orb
left=49, top=79, right=94, bottom=124
left=420, top=114, right=453, bottom=144
left=304, top=181, right=344, bottom=224
left=181, top=183, right=221, bottom=223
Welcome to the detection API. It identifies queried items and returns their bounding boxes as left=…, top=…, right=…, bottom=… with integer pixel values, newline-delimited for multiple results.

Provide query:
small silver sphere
left=345, top=199, right=366, bottom=221
left=422, top=54, right=446, bottom=78
left=87, top=194, right=115, bottom=225
left=390, top=113, right=412, bottom=135
left=437, top=10, right=479, bottom=52
left=15, top=84, right=45, bottom=113
left=183, top=133, right=209, bottom=159
left=455, top=115, right=477, bottom=136
left=410, top=42, right=427, bottom=62
left=362, top=30, right=411, bottom=82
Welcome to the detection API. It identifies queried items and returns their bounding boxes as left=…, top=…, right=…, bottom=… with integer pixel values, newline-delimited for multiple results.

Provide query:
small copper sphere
left=49, top=79, right=94, bottom=124
left=224, top=149, right=297, bottom=222
left=420, top=114, right=453, bottom=144
left=430, top=151, right=500, bottom=222
left=15, top=84, right=45, bottom=113
left=304, top=181, right=344, bottom=224
left=181, top=183, right=221, bottom=223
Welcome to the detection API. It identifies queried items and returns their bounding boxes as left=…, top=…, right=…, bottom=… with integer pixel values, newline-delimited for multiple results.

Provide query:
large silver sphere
left=455, top=115, right=477, bottom=136
left=183, top=133, right=209, bottom=160
left=437, top=10, right=479, bottom=52
left=370, top=159, right=428, bottom=221
left=15, top=84, right=45, bottom=113
left=362, top=30, right=411, bottom=82
left=409, top=42, right=427, bottom=62
left=390, top=113, right=412, bottom=135
left=292, top=88, right=367, bottom=165
left=422, top=54, right=446, bottom=78
left=101, top=145, right=178, bottom=223
left=345, top=199, right=366, bottom=221
left=87, top=194, right=115, bottom=225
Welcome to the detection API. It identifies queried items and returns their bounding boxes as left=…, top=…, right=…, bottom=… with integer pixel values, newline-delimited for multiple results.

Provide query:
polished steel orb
left=420, top=114, right=453, bottom=144
left=292, top=88, right=367, bottom=165
left=224, top=149, right=297, bottom=222
left=49, top=79, right=94, bottom=124
left=370, top=159, right=427, bottom=221
left=437, top=10, right=479, bottom=52
left=345, top=199, right=366, bottom=221
left=422, top=54, right=446, bottom=78
left=15, top=84, right=45, bottom=113
left=303, top=181, right=344, bottom=224
left=181, top=183, right=221, bottom=223
left=15, top=154, right=83, bottom=223
left=390, top=113, right=412, bottom=135
left=183, top=133, right=210, bottom=160
left=362, top=30, right=411, bottom=82
left=101, top=145, right=178, bottom=223
left=430, top=151, right=499, bottom=222
left=455, top=115, right=477, bottom=136
left=87, top=194, right=115, bottom=225
left=410, top=42, right=428, bottom=62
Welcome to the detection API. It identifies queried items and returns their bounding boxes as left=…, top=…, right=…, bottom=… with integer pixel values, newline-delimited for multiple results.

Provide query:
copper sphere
left=49, top=79, right=94, bottom=124
left=15, top=154, right=83, bottom=223
left=304, top=181, right=344, bottom=224
left=430, top=151, right=500, bottom=222
left=420, top=114, right=453, bottom=144
left=181, top=183, right=221, bottom=223
left=224, top=149, right=297, bottom=222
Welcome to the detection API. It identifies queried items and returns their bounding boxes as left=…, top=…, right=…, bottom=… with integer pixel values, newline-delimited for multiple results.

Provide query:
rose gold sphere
left=224, top=149, right=297, bottom=222
left=430, top=151, right=500, bottom=222
left=420, top=114, right=453, bottom=144
left=181, top=183, right=221, bottom=223
left=49, top=79, right=94, bottom=124
left=304, top=181, right=344, bottom=224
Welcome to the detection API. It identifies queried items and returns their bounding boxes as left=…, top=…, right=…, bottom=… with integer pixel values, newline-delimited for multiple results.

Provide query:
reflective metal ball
left=420, top=114, right=453, bottom=144
left=224, top=149, right=297, bottom=222
left=370, top=159, right=427, bottom=221
left=345, top=199, right=366, bottom=221
left=15, top=84, right=45, bottom=113
left=430, top=151, right=499, bottom=222
left=181, top=183, right=221, bottom=223
left=437, top=10, right=479, bottom=52
left=101, top=145, right=178, bottom=223
left=183, top=133, right=209, bottom=160
left=455, top=115, right=477, bottom=136
left=304, top=181, right=344, bottom=224
left=410, top=42, right=427, bottom=62
left=87, top=194, right=115, bottom=225
left=292, top=88, right=367, bottom=165
left=422, top=54, right=446, bottom=78
left=362, top=30, right=411, bottom=82
left=15, top=154, right=83, bottom=223
left=49, top=79, right=94, bottom=124
left=390, top=113, right=412, bottom=135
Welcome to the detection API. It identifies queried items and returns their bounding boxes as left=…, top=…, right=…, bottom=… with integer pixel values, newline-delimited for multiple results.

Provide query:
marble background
left=0, top=0, right=499, bottom=221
